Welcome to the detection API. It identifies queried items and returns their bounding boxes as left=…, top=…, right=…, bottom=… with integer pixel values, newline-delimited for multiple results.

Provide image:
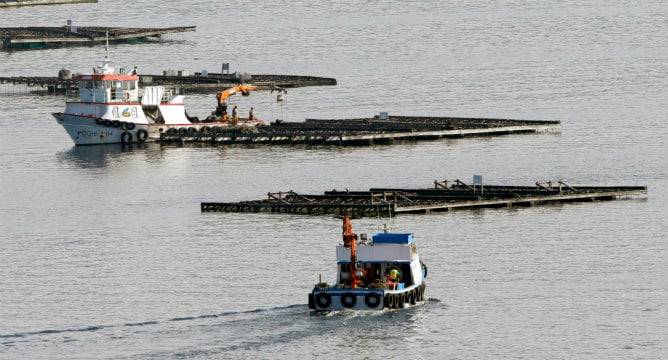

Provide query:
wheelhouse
left=335, top=232, right=423, bottom=290
left=76, top=73, right=139, bottom=103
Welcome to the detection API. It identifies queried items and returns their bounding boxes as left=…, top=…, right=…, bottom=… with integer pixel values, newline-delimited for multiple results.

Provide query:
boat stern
left=310, top=289, right=385, bottom=311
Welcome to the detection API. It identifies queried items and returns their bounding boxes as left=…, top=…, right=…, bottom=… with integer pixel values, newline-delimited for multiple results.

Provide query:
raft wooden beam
left=201, top=181, right=647, bottom=218
left=0, top=25, right=195, bottom=49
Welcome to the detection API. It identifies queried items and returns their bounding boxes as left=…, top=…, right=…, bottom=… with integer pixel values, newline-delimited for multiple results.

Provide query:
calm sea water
left=1, top=1, right=666, bottom=359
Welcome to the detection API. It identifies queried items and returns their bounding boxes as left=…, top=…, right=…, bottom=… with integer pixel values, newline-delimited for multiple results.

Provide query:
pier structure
left=201, top=179, right=647, bottom=218
left=160, top=115, right=561, bottom=146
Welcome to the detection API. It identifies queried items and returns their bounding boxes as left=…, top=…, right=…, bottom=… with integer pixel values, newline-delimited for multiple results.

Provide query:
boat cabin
left=74, top=57, right=139, bottom=103
left=76, top=73, right=138, bottom=103
left=335, top=232, right=422, bottom=290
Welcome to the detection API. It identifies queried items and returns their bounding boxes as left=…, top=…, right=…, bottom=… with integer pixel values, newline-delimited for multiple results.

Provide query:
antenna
left=105, top=31, right=110, bottom=58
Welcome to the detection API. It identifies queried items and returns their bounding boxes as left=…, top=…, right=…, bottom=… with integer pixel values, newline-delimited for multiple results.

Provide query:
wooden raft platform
left=0, top=73, right=337, bottom=94
left=201, top=180, right=648, bottom=218
left=161, top=115, right=561, bottom=146
left=0, top=25, right=195, bottom=49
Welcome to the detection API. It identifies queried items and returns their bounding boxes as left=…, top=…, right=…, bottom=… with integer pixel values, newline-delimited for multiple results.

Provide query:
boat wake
left=1, top=301, right=444, bottom=358
left=0, top=304, right=303, bottom=340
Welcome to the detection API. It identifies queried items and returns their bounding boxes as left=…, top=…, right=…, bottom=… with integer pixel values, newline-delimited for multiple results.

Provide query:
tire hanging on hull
left=121, top=131, right=132, bottom=144
left=136, top=129, right=148, bottom=142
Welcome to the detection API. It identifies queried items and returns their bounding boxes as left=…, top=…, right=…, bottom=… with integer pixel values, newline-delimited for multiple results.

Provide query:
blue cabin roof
left=372, top=233, right=413, bottom=244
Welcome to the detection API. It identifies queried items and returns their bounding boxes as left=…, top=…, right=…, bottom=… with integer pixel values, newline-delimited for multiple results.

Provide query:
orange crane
left=216, top=84, right=258, bottom=106
left=342, top=216, right=362, bottom=288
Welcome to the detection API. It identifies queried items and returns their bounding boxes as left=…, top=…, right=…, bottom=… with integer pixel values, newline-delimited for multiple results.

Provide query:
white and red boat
left=309, top=217, right=428, bottom=312
left=53, top=52, right=264, bottom=145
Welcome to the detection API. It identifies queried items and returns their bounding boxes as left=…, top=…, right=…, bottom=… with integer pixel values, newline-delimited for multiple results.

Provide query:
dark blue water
left=1, top=1, right=666, bottom=359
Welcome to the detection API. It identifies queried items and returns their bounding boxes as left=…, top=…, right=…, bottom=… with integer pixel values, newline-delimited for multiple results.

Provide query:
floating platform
left=0, top=72, right=337, bottom=94
left=0, top=24, right=195, bottom=49
left=201, top=179, right=647, bottom=218
left=161, top=115, right=561, bottom=146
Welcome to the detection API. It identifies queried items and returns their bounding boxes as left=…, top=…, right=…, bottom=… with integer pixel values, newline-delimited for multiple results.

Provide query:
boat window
left=94, top=81, right=105, bottom=89
left=82, top=81, right=92, bottom=90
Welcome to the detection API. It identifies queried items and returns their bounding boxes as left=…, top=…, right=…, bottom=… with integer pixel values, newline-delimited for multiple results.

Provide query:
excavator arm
left=216, top=84, right=258, bottom=105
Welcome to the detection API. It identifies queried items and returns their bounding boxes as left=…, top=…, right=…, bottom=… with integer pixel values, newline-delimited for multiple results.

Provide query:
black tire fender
left=341, top=292, right=356, bottom=308
left=136, top=129, right=148, bottom=142
left=364, top=293, right=381, bottom=308
left=315, top=293, right=331, bottom=308
left=308, top=293, right=315, bottom=309
left=121, top=131, right=132, bottom=144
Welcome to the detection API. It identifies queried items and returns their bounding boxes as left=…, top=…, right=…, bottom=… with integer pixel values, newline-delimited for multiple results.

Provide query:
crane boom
left=216, top=84, right=258, bottom=105
left=342, top=216, right=361, bottom=288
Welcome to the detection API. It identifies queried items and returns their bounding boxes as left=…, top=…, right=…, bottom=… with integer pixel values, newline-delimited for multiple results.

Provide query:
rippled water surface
left=0, top=1, right=666, bottom=359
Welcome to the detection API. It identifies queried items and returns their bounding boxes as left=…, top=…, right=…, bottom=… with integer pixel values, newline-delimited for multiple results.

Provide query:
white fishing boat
left=52, top=49, right=264, bottom=145
left=309, top=217, right=428, bottom=311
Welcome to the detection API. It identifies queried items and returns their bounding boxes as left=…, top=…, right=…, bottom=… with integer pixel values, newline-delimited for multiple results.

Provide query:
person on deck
left=232, top=106, right=238, bottom=125
left=248, top=107, right=255, bottom=120
left=387, top=268, right=400, bottom=289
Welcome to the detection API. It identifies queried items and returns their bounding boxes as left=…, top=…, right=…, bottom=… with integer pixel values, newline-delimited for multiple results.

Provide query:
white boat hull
left=54, top=112, right=265, bottom=145
left=53, top=113, right=148, bottom=145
